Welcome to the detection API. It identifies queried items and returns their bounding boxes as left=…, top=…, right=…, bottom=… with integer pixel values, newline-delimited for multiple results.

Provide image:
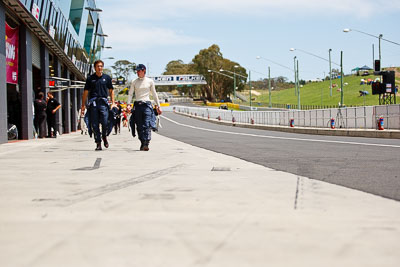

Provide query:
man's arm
left=127, top=80, right=135, bottom=104
left=53, top=104, right=61, bottom=114
left=81, top=90, right=89, bottom=115
left=150, top=80, right=162, bottom=115
left=109, top=89, right=115, bottom=107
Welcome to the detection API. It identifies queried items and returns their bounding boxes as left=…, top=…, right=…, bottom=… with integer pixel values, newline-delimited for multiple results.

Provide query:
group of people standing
left=81, top=60, right=162, bottom=151
left=111, top=101, right=130, bottom=135
left=33, top=91, right=61, bottom=139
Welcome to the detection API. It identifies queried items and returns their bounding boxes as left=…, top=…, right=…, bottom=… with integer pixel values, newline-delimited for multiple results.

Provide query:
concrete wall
left=0, top=2, right=7, bottom=144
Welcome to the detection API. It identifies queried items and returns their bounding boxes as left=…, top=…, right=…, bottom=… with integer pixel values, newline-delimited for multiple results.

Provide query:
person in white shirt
left=128, top=64, right=162, bottom=151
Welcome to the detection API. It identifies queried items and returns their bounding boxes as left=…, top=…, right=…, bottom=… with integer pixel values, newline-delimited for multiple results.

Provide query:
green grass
left=243, top=74, right=399, bottom=107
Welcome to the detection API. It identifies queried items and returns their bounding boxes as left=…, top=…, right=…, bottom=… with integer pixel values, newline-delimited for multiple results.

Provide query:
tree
left=192, top=44, right=247, bottom=101
left=192, top=44, right=224, bottom=101
left=111, top=60, right=136, bottom=81
left=276, top=76, right=288, bottom=84
left=163, top=60, right=196, bottom=75
left=103, top=68, right=113, bottom=77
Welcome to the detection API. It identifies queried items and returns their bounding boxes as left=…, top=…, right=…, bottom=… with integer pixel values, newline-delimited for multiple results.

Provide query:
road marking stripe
left=162, top=115, right=400, bottom=149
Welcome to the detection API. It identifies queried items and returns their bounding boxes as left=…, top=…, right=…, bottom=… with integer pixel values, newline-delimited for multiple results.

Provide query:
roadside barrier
left=172, top=104, right=400, bottom=130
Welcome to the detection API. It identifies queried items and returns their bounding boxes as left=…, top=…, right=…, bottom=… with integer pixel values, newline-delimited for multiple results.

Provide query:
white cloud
left=102, top=23, right=206, bottom=52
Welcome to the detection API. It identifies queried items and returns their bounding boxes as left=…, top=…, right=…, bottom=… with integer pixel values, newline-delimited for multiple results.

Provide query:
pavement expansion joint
left=211, top=167, right=231, bottom=171
left=32, top=164, right=187, bottom=207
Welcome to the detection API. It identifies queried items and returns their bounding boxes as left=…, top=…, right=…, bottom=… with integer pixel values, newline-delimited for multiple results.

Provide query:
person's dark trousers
left=90, top=99, right=109, bottom=143
left=35, top=113, right=47, bottom=138
left=134, top=101, right=153, bottom=143
left=47, top=113, right=57, bottom=137
left=114, top=117, right=121, bottom=134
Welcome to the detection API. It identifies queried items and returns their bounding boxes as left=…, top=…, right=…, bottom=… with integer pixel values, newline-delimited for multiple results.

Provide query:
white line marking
left=161, top=115, right=400, bottom=149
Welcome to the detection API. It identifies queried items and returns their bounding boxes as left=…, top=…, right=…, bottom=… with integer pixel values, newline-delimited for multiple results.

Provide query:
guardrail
left=173, top=104, right=400, bottom=130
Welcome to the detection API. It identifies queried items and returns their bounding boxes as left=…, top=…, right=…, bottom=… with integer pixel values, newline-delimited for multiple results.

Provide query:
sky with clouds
left=97, top=0, right=400, bottom=81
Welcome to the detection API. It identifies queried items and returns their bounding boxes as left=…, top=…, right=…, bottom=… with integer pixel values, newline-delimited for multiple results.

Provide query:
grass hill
left=240, top=72, right=399, bottom=108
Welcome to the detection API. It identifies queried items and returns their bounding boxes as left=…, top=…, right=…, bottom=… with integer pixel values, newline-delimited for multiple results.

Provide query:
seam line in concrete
left=33, top=164, right=186, bottom=207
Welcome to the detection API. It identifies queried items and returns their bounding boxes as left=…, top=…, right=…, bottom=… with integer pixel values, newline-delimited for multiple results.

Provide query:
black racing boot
left=142, top=140, right=149, bottom=151
left=95, top=142, right=102, bottom=151
left=102, top=136, right=109, bottom=148
left=139, top=139, right=144, bottom=151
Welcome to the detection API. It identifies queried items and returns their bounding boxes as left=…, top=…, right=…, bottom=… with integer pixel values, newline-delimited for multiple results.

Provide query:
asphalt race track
left=158, top=111, right=400, bottom=201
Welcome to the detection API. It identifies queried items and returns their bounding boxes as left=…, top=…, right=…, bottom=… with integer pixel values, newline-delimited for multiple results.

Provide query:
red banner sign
left=6, top=23, right=19, bottom=84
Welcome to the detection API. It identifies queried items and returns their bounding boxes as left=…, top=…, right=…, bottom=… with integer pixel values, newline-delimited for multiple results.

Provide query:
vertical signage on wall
left=5, top=23, right=19, bottom=84
left=32, top=3, right=40, bottom=20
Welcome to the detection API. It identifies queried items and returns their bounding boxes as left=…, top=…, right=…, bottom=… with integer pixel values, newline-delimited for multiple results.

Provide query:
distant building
left=1, top=0, right=107, bottom=143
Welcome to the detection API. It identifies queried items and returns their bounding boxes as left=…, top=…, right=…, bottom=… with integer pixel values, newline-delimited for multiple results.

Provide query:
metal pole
left=340, top=51, right=344, bottom=107
left=379, top=34, right=382, bottom=70
left=268, top=66, right=271, bottom=108
left=233, top=71, right=236, bottom=102
left=211, top=72, right=214, bottom=100
left=297, top=60, right=300, bottom=110
left=329, top=49, right=332, bottom=97
left=249, top=70, right=252, bottom=108
left=294, top=56, right=297, bottom=96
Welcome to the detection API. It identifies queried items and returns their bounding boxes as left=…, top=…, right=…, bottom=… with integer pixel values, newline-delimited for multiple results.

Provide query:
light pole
left=268, top=66, right=271, bottom=108
left=256, top=56, right=293, bottom=72
left=343, top=28, right=400, bottom=70
left=256, top=56, right=294, bottom=108
left=290, top=47, right=340, bottom=97
left=296, top=60, right=300, bottom=110
left=220, top=66, right=240, bottom=101
left=233, top=65, right=238, bottom=101
left=249, top=70, right=252, bottom=108
left=293, top=55, right=297, bottom=97
left=210, top=69, right=237, bottom=79
left=329, top=48, right=332, bottom=97
left=207, top=70, right=214, bottom=100
left=340, top=51, right=344, bottom=107
left=378, top=34, right=383, bottom=70
left=289, top=52, right=300, bottom=110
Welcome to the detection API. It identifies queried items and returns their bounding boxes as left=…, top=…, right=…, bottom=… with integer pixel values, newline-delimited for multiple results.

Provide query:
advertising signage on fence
left=149, top=75, right=207, bottom=86
left=6, top=23, right=19, bottom=84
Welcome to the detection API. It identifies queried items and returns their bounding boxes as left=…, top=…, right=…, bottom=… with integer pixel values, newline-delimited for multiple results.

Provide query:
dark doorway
left=7, top=83, right=21, bottom=139
left=32, top=65, right=41, bottom=98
